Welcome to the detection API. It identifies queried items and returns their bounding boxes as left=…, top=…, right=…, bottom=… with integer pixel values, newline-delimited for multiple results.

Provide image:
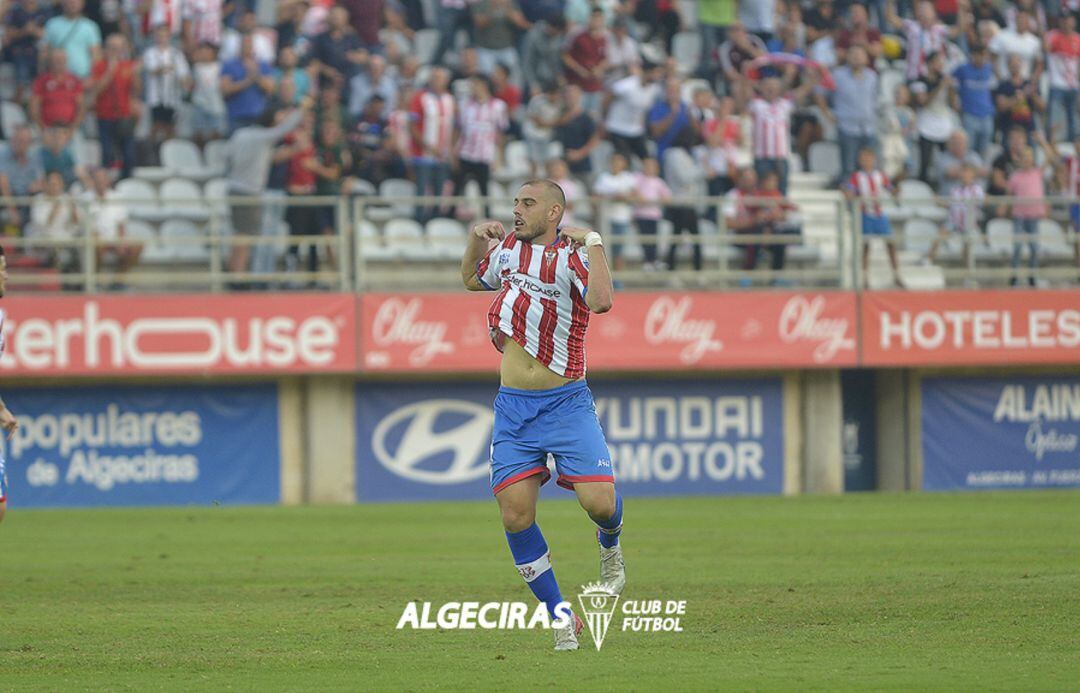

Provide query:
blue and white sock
left=505, top=523, right=564, bottom=617
left=593, top=491, right=623, bottom=549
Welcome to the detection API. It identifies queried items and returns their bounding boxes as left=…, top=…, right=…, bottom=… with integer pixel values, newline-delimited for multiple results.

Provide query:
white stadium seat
left=160, top=177, right=210, bottom=222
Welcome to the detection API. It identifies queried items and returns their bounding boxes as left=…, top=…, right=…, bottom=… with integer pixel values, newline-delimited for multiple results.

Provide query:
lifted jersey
left=477, top=233, right=591, bottom=379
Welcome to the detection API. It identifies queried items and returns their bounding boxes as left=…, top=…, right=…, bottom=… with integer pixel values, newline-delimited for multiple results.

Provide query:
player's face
left=0, top=256, right=8, bottom=298
left=513, top=186, right=553, bottom=241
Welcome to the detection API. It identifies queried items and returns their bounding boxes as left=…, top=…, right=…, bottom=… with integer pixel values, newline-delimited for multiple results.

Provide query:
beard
left=515, top=221, right=546, bottom=241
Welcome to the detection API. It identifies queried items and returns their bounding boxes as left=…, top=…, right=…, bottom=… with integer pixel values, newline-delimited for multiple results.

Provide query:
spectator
left=828, top=45, right=880, bottom=182
left=910, top=50, right=954, bottom=184
left=522, top=82, right=562, bottom=175
left=190, top=41, right=227, bottom=146
left=221, top=10, right=276, bottom=63
left=844, top=147, right=902, bottom=288
left=181, top=0, right=225, bottom=53
left=545, top=158, right=584, bottom=226
left=317, top=83, right=349, bottom=128
left=1004, top=0, right=1045, bottom=34
left=282, top=112, right=320, bottom=279
left=490, top=63, right=522, bottom=125
left=0, top=125, right=45, bottom=232
left=30, top=48, right=85, bottom=130
left=340, top=0, right=390, bottom=52
left=1005, top=138, right=1052, bottom=287
left=1053, top=133, right=1080, bottom=273
left=835, top=3, right=882, bottom=64
left=988, top=125, right=1028, bottom=220
left=927, top=162, right=983, bottom=267
left=274, top=0, right=309, bottom=53
left=604, top=61, right=664, bottom=163
left=739, top=0, right=775, bottom=43
left=718, top=22, right=765, bottom=102
left=472, top=0, right=527, bottom=79
left=431, top=0, right=472, bottom=67
left=662, top=131, right=704, bottom=272
left=884, top=0, right=954, bottom=80
left=29, top=170, right=81, bottom=272
left=648, top=77, right=694, bottom=168
left=606, top=17, right=641, bottom=81
left=410, top=67, right=456, bottom=223
left=988, top=10, right=1042, bottom=80
left=748, top=74, right=817, bottom=194
left=311, top=6, right=366, bottom=89
left=632, top=155, right=672, bottom=269
left=935, top=130, right=986, bottom=197
left=1045, top=14, right=1080, bottom=143
left=452, top=46, right=485, bottom=83
left=521, top=14, right=566, bottom=95
left=696, top=96, right=740, bottom=216
left=84, top=167, right=141, bottom=283
left=88, top=34, right=140, bottom=179
left=563, top=8, right=608, bottom=114
left=724, top=167, right=759, bottom=277
left=144, top=23, right=192, bottom=145
left=348, top=96, right=407, bottom=185
left=348, top=54, right=396, bottom=119
left=553, top=85, right=602, bottom=177
left=43, top=0, right=101, bottom=80
left=312, top=117, right=350, bottom=272
left=952, top=43, right=996, bottom=159
left=994, top=54, right=1043, bottom=144
left=743, top=169, right=798, bottom=276
left=887, top=84, right=917, bottom=178
left=225, top=100, right=309, bottom=278
left=40, top=125, right=89, bottom=189
left=4, top=0, right=52, bottom=103
left=221, top=34, right=274, bottom=133
left=593, top=152, right=637, bottom=270
left=276, top=45, right=313, bottom=106
left=631, top=0, right=681, bottom=56
left=453, top=76, right=508, bottom=218
left=697, top=0, right=737, bottom=80
left=803, top=12, right=837, bottom=70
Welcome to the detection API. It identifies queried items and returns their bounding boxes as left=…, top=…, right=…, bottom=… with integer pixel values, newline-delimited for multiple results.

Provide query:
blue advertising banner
left=922, top=377, right=1080, bottom=491
left=1, top=385, right=280, bottom=508
left=355, top=378, right=784, bottom=502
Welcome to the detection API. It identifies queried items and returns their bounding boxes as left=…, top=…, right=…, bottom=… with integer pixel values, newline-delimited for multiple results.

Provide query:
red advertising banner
left=862, top=290, right=1080, bottom=366
left=0, top=294, right=357, bottom=376
left=360, top=291, right=858, bottom=372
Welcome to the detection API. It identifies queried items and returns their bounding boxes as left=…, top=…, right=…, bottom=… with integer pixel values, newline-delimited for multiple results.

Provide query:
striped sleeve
left=568, top=246, right=589, bottom=296
left=476, top=234, right=515, bottom=290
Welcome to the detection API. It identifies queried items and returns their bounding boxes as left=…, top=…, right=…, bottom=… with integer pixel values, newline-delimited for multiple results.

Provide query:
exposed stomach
left=499, top=336, right=575, bottom=390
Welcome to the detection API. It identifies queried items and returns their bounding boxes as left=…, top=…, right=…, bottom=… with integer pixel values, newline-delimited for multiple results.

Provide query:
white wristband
left=584, top=231, right=603, bottom=248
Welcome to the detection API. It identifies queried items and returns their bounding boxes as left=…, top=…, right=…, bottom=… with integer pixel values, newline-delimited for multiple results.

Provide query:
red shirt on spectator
left=32, top=71, right=83, bottom=127
left=90, top=59, right=138, bottom=120
left=565, top=31, right=607, bottom=93
left=495, top=83, right=521, bottom=113
left=286, top=133, right=318, bottom=193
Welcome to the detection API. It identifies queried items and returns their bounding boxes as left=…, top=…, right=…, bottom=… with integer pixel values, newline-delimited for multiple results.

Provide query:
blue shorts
left=1071, top=204, right=1080, bottom=230
left=490, top=380, right=614, bottom=495
left=862, top=214, right=892, bottom=237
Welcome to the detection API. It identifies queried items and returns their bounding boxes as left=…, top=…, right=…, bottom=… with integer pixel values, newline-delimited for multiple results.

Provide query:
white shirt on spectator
left=989, top=29, right=1042, bottom=79
left=604, top=75, right=660, bottom=138
left=605, top=33, right=641, bottom=80
left=593, top=170, right=637, bottom=223
left=84, top=190, right=128, bottom=241
left=192, top=61, right=226, bottom=115
left=30, top=194, right=80, bottom=240
left=220, top=29, right=276, bottom=64
left=143, top=44, right=191, bottom=108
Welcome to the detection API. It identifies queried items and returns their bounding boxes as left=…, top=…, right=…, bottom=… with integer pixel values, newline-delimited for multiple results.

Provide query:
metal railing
left=3, top=191, right=1077, bottom=293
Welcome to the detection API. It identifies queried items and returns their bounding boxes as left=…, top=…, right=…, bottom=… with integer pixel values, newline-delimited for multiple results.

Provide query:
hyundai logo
left=371, top=400, right=494, bottom=484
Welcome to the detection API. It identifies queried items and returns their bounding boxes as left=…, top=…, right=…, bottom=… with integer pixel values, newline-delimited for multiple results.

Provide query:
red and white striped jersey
left=848, top=169, right=892, bottom=216
left=947, top=184, right=984, bottom=231
left=457, top=97, right=509, bottom=164
left=1067, top=156, right=1080, bottom=196
left=902, top=19, right=949, bottom=79
left=387, top=109, right=414, bottom=158
left=748, top=97, right=793, bottom=159
left=409, top=90, right=455, bottom=160
left=182, top=0, right=224, bottom=46
left=477, top=234, right=591, bottom=379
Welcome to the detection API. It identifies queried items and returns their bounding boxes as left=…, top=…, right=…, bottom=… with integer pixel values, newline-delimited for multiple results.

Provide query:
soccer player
left=0, top=246, right=21, bottom=524
left=460, top=180, right=623, bottom=652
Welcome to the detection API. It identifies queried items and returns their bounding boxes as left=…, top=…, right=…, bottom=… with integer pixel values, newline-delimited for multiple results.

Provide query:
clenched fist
left=472, top=221, right=506, bottom=241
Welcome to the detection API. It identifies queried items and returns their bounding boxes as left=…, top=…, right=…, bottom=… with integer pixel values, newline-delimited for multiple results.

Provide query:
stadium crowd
left=0, top=0, right=1077, bottom=287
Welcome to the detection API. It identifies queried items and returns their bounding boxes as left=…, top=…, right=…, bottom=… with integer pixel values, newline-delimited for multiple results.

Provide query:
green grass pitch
left=2, top=491, right=1078, bottom=691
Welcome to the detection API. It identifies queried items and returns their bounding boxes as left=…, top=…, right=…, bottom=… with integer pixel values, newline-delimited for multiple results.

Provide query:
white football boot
left=554, top=612, right=584, bottom=651
left=598, top=529, right=626, bottom=596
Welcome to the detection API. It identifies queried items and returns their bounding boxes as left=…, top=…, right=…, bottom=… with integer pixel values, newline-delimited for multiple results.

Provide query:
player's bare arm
left=462, top=221, right=505, bottom=291
left=0, top=396, right=17, bottom=440
left=558, top=226, right=614, bottom=314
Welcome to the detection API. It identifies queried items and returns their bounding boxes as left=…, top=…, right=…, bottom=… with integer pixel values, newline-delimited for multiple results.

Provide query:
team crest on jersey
left=543, top=248, right=558, bottom=266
